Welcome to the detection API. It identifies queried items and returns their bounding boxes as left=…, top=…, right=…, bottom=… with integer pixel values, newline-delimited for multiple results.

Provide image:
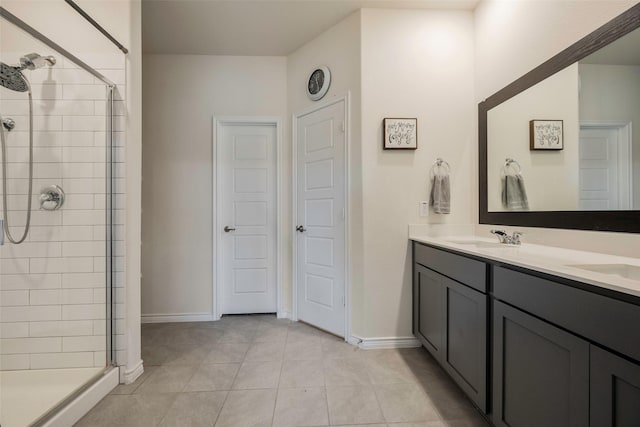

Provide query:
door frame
left=292, top=94, right=351, bottom=340
left=212, top=116, right=283, bottom=320
left=579, top=120, right=633, bottom=209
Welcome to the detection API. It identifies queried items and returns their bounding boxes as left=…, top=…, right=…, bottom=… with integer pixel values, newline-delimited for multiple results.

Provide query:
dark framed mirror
left=479, top=3, right=640, bottom=233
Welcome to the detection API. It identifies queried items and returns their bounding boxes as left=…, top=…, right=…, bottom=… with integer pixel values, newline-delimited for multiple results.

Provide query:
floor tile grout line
left=125, top=365, right=155, bottom=395
left=212, top=330, right=250, bottom=427
left=211, top=390, right=231, bottom=427
left=323, top=378, right=331, bottom=426
left=269, top=385, right=280, bottom=427
left=151, top=392, right=180, bottom=427
left=277, top=321, right=309, bottom=426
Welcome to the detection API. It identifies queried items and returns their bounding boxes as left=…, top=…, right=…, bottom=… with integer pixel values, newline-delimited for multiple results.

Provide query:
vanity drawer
left=414, top=242, right=487, bottom=292
left=494, top=266, right=640, bottom=362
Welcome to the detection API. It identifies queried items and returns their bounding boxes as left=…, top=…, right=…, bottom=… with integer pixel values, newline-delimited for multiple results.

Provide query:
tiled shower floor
left=77, top=315, right=489, bottom=426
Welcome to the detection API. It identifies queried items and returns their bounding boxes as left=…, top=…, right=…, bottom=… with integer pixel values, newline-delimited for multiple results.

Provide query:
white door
left=295, top=100, right=346, bottom=337
left=579, top=125, right=631, bottom=210
left=219, top=122, right=277, bottom=314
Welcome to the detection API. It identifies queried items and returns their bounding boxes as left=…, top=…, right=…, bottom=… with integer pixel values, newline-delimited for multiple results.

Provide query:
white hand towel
left=430, top=174, right=451, bottom=214
left=501, top=174, right=529, bottom=211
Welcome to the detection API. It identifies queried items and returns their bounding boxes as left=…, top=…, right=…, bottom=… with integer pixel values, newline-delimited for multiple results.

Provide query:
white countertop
left=410, top=234, right=640, bottom=299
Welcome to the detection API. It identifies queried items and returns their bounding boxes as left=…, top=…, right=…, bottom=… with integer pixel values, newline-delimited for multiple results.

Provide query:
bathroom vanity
left=412, top=236, right=640, bottom=427
left=456, top=4, right=640, bottom=423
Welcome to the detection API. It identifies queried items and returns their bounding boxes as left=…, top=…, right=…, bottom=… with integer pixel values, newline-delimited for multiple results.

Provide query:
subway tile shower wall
left=0, top=53, right=126, bottom=370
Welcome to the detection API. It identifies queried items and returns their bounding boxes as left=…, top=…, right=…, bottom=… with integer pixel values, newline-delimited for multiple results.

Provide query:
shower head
left=0, top=62, right=29, bottom=92
left=0, top=53, right=55, bottom=92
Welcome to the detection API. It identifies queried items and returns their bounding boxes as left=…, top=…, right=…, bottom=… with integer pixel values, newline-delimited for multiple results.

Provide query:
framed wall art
left=383, top=118, right=417, bottom=150
left=529, top=120, right=563, bottom=150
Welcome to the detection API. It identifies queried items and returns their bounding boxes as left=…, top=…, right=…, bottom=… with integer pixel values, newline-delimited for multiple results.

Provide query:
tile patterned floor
left=76, top=315, right=490, bottom=427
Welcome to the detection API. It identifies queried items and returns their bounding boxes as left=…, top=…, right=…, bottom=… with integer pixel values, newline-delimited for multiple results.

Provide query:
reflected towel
left=502, top=174, right=529, bottom=211
left=430, top=175, right=450, bottom=214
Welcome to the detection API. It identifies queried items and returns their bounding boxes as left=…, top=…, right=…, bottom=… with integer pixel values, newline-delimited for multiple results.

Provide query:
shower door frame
left=0, top=5, right=119, bottom=425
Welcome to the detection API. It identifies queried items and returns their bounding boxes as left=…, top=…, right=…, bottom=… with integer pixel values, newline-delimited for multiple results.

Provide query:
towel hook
left=430, top=158, right=451, bottom=178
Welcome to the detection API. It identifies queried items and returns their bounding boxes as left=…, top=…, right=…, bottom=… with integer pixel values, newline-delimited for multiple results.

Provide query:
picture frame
left=529, top=119, right=563, bottom=150
left=383, top=118, right=418, bottom=150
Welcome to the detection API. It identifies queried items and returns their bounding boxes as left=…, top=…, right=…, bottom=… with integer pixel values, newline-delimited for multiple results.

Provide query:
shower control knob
left=2, top=117, right=15, bottom=131
left=39, top=185, right=65, bottom=211
left=224, top=226, right=236, bottom=232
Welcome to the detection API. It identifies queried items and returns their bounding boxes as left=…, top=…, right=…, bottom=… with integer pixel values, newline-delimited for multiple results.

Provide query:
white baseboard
left=43, top=367, right=118, bottom=427
left=346, top=335, right=362, bottom=346
left=277, top=310, right=291, bottom=319
left=141, top=313, right=216, bottom=323
left=351, top=335, right=421, bottom=350
left=120, top=360, right=144, bottom=385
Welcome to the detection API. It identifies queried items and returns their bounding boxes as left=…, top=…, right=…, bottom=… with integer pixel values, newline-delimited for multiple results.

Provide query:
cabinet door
left=591, top=345, right=640, bottom=426
left=414, top=265, right=444, bottom=358
left=493, top=301, right=589, bottom=427
left=443, top=277, right=487, bottom=411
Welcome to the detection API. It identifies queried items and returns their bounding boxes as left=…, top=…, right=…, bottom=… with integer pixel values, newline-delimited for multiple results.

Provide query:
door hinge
left=340, top=121, right=345, bottom=133
left=342, top=296, right=345, bottom=306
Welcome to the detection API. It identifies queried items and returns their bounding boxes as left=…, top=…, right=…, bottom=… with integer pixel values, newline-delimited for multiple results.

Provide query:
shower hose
left=0, top=83, right=34, bottom=244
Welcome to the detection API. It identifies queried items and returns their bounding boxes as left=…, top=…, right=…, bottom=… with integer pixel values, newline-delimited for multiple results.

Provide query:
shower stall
left=0, top=7, right=116, bottom=426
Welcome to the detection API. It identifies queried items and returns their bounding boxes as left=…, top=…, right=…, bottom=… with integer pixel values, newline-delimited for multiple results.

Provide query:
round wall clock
left=306, top=66, right=331, bottom=101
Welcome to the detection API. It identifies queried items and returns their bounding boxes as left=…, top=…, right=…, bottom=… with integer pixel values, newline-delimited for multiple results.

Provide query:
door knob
left=224, top=226, right=236, bottom=232
left=296, top=225, right=306, bottom=232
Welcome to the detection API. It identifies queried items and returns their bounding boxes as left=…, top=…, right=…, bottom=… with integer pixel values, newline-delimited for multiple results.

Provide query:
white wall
left=286, top=11, right=363, bottom=332
left=143, top=8, right=475, bottom=342
left=141, top=55, right=287, bottom=320
left=579, top=63, right=640, bottom=208
left=474, top=0, right=638, bottom=102
left=0, top=0, right=142, bottom=381
left=359, top=9, right=475, bottom=338
left=474, top=0, right=640, bottom=257
left=487, top=64, right=580, bottom=211
left=287, top=9, right=474, bottom=340
left=141, top=1, right=640, bottom=343
left=143, top=11, right=362, bottom=325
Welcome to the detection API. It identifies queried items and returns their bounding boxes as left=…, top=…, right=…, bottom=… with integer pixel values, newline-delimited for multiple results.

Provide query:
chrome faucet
left=491, top=229, right=523, bottom=245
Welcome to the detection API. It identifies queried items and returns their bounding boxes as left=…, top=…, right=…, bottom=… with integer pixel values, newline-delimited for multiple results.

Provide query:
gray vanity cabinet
left=413, top=240, right=640, bottom=427
left=591, top=345, right=640, bottom=426
left=414, top=265, right=445, bottom=357
left=413, top=243, right=487, bottom=411
left=492, top=265, right=640, bottom=427
left=492, top=300, right=589, bottom=427
left=443, top=275, right=487, bottom=411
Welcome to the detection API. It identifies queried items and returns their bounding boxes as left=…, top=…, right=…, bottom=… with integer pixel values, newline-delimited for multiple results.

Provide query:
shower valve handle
left=39, top=185, right=65, bottom=211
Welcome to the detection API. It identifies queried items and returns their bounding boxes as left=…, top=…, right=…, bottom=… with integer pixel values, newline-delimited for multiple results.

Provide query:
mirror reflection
left=487, top=27, right=640, bottom=212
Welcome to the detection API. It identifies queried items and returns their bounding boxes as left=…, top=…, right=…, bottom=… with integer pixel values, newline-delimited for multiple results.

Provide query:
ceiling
left=142, top=0, right=479, bottom=56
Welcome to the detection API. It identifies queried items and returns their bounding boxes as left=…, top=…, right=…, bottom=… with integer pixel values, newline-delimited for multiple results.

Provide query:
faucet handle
left=511, top=231, right=523, bottom=244
left=490, top=229, right=508, bottom=243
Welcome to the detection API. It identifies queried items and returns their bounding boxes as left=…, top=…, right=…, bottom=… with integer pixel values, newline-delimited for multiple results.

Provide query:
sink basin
left=445, top=239, right=515, bottom=249
left=567, top=264, right=640, bottom=281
